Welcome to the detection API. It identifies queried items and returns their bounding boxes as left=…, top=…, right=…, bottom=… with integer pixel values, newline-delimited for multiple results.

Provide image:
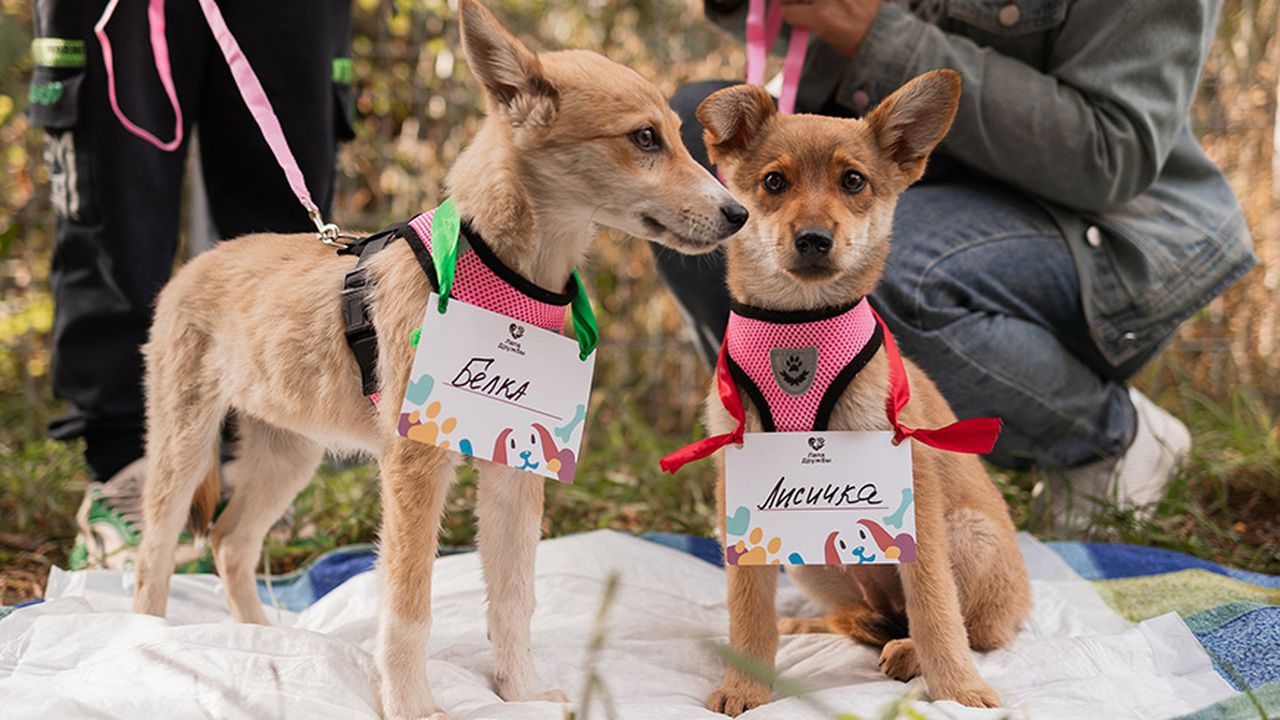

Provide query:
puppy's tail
left=827, top=602, right=910, bottom=647
left=187, top=452, right=221, bottom=539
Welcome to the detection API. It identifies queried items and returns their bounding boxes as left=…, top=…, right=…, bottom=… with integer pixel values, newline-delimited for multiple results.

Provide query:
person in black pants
left=28, top=0, right=353, bottom=568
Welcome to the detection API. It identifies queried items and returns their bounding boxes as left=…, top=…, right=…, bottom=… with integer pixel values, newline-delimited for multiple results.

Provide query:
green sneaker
left=71, top=457, right=215, bottom=572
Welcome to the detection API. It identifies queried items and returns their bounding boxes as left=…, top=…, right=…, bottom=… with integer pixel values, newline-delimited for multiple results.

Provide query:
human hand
left=778, top=0, right=882, bottom=58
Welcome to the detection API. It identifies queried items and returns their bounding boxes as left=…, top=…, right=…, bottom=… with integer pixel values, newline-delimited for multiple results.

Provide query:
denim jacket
left=707, top=0, right=1257, bottom=366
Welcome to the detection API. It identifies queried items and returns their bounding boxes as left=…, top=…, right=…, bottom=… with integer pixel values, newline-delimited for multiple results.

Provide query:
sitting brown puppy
left=694, top=71, right=1032, bottom=713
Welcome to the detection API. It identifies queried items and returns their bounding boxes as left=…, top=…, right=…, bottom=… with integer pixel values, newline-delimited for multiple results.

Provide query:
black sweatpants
left=30, top=0, right=353, bottom=481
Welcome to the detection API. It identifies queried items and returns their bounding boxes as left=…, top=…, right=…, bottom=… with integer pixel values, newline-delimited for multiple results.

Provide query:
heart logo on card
left=808, top=436, right=825, bottom=452
left=726, top=506, right=751, bottom=537
left=406, top=373, right=435, bottom=406
left=509, top=323, right=525, bottom=339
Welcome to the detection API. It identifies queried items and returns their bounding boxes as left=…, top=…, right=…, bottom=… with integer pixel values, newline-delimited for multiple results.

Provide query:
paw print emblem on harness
left=769, top=346, right=818, bottom=396
left=782, top=355, right=809, bottom=385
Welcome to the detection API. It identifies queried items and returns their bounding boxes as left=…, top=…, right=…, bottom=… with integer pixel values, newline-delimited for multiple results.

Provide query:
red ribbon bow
left=659, top=308, right=1002, bottom=473
left=658, top=342, right=744, bottom=473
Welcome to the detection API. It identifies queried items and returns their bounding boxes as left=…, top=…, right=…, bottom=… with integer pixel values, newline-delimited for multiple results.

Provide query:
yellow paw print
left=406, top=401, right=458, bottom=449
left=732, top=527, right=783, bottom=565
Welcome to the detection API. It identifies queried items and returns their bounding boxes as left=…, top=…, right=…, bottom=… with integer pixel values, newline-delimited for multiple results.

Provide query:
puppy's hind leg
left=947, top=507, right=1031, bottom=652
left=475, top=463, right=566, bottom=703
left=778, top=565, right=861, bottom=635
left=209, top=415, right=325, bottom=624
left=377, top=439, right=455, bottom=720
left=134, top=337, right=226, bottom=617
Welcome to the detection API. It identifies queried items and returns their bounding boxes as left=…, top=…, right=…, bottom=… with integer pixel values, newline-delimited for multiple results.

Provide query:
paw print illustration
left=728, top=526, right=784, bottom=566
left=400, top=401, right=458, bottom=449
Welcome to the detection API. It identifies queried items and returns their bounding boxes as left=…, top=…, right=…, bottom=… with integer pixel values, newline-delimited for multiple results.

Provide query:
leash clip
left=311, top=207, right=358, bottom=250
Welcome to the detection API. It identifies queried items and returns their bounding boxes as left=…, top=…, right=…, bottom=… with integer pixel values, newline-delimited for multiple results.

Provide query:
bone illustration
left=883, top=487, right=914, bottom=529
left=554, top=403, right=587, bottom=443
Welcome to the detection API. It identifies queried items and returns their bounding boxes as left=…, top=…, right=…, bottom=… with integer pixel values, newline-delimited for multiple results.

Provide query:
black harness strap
left=339, top=222, right=409, bottom=397
left=812, top=322, right=883, bottom=430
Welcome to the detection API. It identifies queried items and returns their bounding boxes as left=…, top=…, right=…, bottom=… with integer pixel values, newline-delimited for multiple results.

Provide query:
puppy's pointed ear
left=697, top=84, right=777, bottom=165
left=865, top=69, right=961, bottom=185
left=459, top=0, right=558, bottom=127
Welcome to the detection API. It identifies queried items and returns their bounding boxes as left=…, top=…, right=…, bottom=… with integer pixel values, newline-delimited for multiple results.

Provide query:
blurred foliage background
left=0, top=0, right=1277, bottom=601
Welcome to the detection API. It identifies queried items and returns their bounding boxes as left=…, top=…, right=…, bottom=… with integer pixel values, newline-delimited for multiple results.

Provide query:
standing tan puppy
left=694, top=71, right=1032, bottom=714
left=130, top=2, right=746, bottom=719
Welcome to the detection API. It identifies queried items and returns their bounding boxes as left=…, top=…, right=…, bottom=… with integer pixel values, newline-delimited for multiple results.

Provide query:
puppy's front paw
left=929, top=680, right=1002, bottom=709
left=878, top=638, right=920, bottom=681
left=381, top=686, right=447, bottom=720
left=494, top=675, right=568, bottom=704
left=385, top=710, right=448, bottom=720
left=536, top=689, right=570, bottom=703
left=706, top=678, right=771, bottom=716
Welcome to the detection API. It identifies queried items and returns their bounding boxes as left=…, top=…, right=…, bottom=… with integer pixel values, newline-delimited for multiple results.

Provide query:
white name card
left=723, top=431, right=916, bottom=565
left=397, top=294, right=594, bottom=483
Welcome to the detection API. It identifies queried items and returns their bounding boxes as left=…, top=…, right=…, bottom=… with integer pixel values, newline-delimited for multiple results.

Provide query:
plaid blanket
left=1045, top=542, right=1280, bottom=720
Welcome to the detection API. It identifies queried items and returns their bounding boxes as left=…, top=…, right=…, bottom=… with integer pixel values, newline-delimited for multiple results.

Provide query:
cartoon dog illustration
left=492, top=422, right=576, bottom=483
left=857, top=519, right=916, bottom=564
left=823, top=528, right=880, bottom=565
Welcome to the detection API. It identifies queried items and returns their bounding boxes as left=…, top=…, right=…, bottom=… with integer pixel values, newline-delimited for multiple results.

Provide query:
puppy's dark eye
left=630, top=127, right=660, bottom=151
left=841, top=170, right=866, bottom=194
left=762, top=171, right=788, bottom=194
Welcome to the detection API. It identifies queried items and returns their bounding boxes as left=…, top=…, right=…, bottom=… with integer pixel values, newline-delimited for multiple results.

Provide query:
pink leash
left=95, top=0, right=330, bottom=232
left=94, top=0, right=182, bottom=151
left=746, top=0, right=809, bottom=115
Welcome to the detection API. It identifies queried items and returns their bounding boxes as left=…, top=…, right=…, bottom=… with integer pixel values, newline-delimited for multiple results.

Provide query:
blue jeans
left=653, top=81, right=1145, bottom=470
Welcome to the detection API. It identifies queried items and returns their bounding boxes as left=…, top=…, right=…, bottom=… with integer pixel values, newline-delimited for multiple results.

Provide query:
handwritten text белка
left=450, top=357, right=531, bottom=403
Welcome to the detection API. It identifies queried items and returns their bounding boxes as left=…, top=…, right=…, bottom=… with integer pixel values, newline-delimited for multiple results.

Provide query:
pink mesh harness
left=340, top=207, right=574, bottom=403
left=405, top=209, right=572, bottom=332
left=725, top=298, right=883, bottom=432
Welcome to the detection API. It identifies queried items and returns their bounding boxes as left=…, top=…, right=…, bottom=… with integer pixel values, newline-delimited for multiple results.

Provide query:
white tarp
left=0, top=530, right=1234, bottom=719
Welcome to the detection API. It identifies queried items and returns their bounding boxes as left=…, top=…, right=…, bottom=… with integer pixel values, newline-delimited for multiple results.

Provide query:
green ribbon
left=431, top=197, right=596, bottom=362
left=570, top=271, right=598, bottom=361
left=430, top=198, right=461, bottom=313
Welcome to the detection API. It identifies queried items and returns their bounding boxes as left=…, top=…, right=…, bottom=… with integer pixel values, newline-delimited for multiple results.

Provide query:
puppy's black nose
left=794, top=228, right=833, bottom=258
left=721, top=202, right=748, bottom=231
